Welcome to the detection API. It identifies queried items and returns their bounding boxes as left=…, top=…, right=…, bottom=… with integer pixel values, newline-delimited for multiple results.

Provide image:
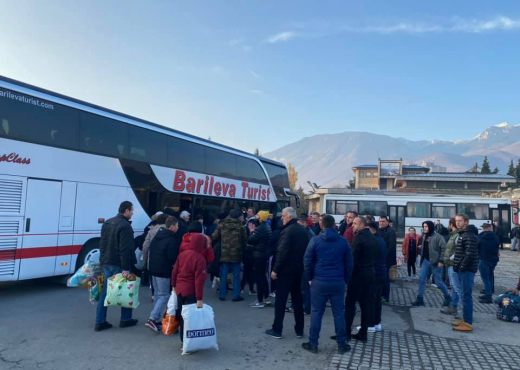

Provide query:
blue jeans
left=96, top=265, right=133, bottom=324
left=511, top=237, right=517, bottom=251
left=458, top=271, right=475, bottom=325
left=447, top=266, right=461, bottom=308
left=309, top=280, right=346, bottom=347
left=220, top=262, right=241, bottom=299
left=478, top=260, right=496, bottom=298
left=418, top=260, right=449, bottom=299
left=149, top=276, right=171, bottom=322
left=302, top=274, right=311, bottom=314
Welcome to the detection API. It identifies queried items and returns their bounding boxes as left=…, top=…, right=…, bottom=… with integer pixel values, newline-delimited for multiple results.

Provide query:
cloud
left=267, top=31, right=296, bottom=43
left=451, top=16, right=520, bottom=33
left=249, top=70, right=261, bottom=79
left=250, top=90, right=264, bottom=94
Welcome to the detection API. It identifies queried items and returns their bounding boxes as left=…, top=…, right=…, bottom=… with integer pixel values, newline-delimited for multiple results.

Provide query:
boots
left=453, top=321, right=473, bottom=332
left=411, top=296, right=424, bottom=307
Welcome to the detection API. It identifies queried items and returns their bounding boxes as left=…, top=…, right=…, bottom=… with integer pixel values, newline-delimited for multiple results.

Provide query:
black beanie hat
left=188, top=221, right=202, bottom=233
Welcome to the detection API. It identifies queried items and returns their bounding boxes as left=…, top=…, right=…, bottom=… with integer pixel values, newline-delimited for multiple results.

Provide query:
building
left=421, top=161, right=447, bottom=173
left=352, top=159, right=430, bottom=190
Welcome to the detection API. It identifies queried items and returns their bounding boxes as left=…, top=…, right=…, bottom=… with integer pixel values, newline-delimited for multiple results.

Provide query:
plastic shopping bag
left=88, top=275, right=104, bottom=304
left=181, top=304, right=218, bottom=355
left=135, top=248, right=145, bottom=270
left=162, top=314, right=180, bottom=335
left=166, top=292, right=178, bottom=315
left=104, top=273, right=140, bottom=309
left=67, top=261, right=102, bottom=287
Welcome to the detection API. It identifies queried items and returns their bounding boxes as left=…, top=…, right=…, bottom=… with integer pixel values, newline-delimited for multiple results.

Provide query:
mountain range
left=264, top=122, right=520, bottom=189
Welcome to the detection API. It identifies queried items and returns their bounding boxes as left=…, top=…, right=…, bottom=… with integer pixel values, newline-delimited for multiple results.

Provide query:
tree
left=347, top=176, right=356, bottom=190
left=481, top=156, right=491, bottom=174
left=294, top=186, right=309, bottom=214
left=507, top=160, right=516, bottom=177
left=254, top=148, right=260, bottom=156
left=287, top=162, right=298, bottom=192
left=492, top=166, right=499, bottom=174
left=469, top=163, right=479, bottom=173
left=516, top=159, right=520, bottom=186
left=330, top=182, right=344, bottom=188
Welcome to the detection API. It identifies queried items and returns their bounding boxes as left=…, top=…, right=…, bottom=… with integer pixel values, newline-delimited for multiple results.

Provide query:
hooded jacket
left=180, top=233, right=215, bottom=264
left=304, top=228, right=353, bottom=283
left=478, top=230, right=500, bottom=265
left=248, top=222, right=272, bottom=259
left=99, top=214, right=135, bottom=271
left=148, top=228, right=180, bottom=278
left=171, top=233, right=208, bottom=300
left=142, top=224, right=165, bottom=262
left=453, top=225, right=479, bottom=273
left=212, top=217, right=247, bottom=263
left=421, top=220, right=447, bottom=267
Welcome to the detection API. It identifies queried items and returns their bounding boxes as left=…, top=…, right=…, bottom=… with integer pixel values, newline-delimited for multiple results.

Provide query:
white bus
left=0, top=76, right=296, bottom=281
left=308, top=190, right=513, bottom=239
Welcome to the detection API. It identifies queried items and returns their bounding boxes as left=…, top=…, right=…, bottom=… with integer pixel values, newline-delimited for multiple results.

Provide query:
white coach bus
left=307, top=189, right=513, bottom=239
left=0, top=75, right=296, bottom=281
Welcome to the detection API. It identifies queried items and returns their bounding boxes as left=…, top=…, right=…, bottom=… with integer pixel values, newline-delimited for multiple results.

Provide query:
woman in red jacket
left=179, top=221, right=215, bottom=264
left=172, top=233, right=208, bottom=343
left=402, top=227, right=421, bottom=281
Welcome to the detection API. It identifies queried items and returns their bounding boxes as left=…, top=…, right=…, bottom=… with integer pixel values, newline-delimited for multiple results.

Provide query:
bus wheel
left=75, top=239, right=101, bottom=271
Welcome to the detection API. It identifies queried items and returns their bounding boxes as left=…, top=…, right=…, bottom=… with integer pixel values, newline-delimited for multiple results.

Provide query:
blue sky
left=2, top=1, right=520, bottom=154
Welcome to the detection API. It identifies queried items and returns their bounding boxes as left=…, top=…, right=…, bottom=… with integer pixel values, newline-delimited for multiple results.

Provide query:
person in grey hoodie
left=412, top=220, right=451, bottom=307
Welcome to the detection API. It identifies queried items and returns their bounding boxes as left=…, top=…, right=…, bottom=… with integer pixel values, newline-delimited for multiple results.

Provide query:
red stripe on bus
left=0, top=230, right=143, bottom=238
left=11, top=245, right=83, bottom=260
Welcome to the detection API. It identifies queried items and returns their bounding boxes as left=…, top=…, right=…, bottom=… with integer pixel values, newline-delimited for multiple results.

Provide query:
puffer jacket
left=478, top=231, right=500, bottom=265
left=453, top=225, right=479, bottom=273
left=99, top=214, right=135, bottom=271
left=248, top=222, right=272, bottom=259
left=171, top=233, right=208, bottom=300
left=443, top=230, right=458, bottom=266
left=402, top=233, right=421, bottom=263
left=148, top=228, right=179, bottom=278
left=180, top=233, right=215, bottom=264
left=212, top=217, right=247, bottom=263
left=142, top=224, right=165, bottom=262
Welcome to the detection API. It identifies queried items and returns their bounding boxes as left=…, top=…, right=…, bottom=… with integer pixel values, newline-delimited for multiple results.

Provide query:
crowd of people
left=93, top=201, right=515, bottom=355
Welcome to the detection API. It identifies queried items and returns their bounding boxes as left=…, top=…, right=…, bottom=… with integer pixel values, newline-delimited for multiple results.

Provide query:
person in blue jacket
left=302, top=215, right=353, bottom=355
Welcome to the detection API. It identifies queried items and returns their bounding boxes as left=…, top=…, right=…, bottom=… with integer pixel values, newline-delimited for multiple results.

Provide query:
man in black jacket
left=452, top=214, right=479, bottom=332
left=493, top=220, right=505, bottom=250
left=248, top=211, right=272, bottom=308
left=95, top=201, right=137, bottom=331
left=379, top=216, right=396, bottom=304
left=266, top=207, right=308, bottom=339
left=344, top=216, right=378, bottom=342
left=145, top=216, right=180, bottom=332
left=477, top=223, right=500, bottom=304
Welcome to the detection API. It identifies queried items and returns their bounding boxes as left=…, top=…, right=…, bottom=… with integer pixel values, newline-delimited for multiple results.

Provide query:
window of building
left=168, top=136, right=206, bottom=173
left=366, top=172, right=372, bottom=178
left=359, top=201, right=387, bottom=216
left=336, top=201, right=358, bottom=215
left=359, top=171, right=365, bottom=178
left=457, top=203, right=489, bottom=220
left=432, top=204, right=456, bottom=219
left=407, top=202, right=431, bottom=218
left=128, top=126, right=168, bottom=166
left=326, top=200, right=336, bottom=214
left=80, top=112, right=128, bottom=157
left=373, top=172, right=378, bottom=178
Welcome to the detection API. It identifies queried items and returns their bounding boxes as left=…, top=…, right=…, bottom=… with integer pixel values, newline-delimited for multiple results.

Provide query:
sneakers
left=211, top=277, right=218, bottom=289
left=269, top=292, right=276, bottom=298
left=232, top=297, right=245, bottom=302
left=453, top=321, right=473, bottom=332
left=119, top=319, right=138, bottom=328
left=264, top=299, right=272, bottom=305
left=451, top=319, right=463, bottom=327
left=411, top=296, right=424, bottom=307
left=325, top=301, right=331, bottom=307
left=352, top=332, right=367, bottom=342
left=357, top=325, right=375, bottom=333
left=265, top=329, right=282, bottom=339
left=406, top=277, right=412, bottom=282
left=431, top=283, right=438, bottom=288
left=249, top=301, right=265, bottom=308
left=249, top=290, right=257, bottom=296
left=442, top=296, right=452, bottom=307
left=145, top=319, right=161, bottom=333
left=381, top=298, right=390, bottom=305
left=296, top=332, right=304, bottom=339
left=94, top=322, right=113, bottom=332
left=285, top=307, right=294, bottom=313
left=338, top=344, right=351, bottom=354
left=301, top=342, right=318, bottom=354
left=440, top=306, right=457, bottom=315
left=374, top=324, right=382, bottom=332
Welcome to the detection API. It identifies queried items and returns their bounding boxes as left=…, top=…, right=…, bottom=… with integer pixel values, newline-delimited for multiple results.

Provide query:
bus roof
left=0, top=75, right=285, bottom=169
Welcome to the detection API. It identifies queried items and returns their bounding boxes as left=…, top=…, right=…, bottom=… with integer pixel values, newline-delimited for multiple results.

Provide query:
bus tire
left=75, top=238, right=101, bottom=271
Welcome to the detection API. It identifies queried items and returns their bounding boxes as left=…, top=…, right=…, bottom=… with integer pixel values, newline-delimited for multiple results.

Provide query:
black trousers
left=253, top=257, right=269, bottom=302
left=272, top=273, right=304, bottom=334
left=241, top=255, right=255, bottom=292
left=371, top=277, right=385, bottom=327
left=407, top=249, right=417, bottom=276
left=345, top=273, right=374, bottom=336
left=176, top=294, right=197, bottom=342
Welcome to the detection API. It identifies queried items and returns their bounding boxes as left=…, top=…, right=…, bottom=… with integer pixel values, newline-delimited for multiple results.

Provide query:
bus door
left=0, top=175, right=26, bottom=282
left=389, top=205, right=406, bottom=238
left=491, top=205, right=512, bottom=242
left=19, top=179, right=62, bottom=280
